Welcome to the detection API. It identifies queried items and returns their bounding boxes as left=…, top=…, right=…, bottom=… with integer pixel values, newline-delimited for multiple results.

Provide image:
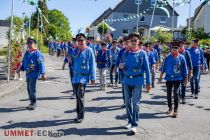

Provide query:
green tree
left=31, top=0, right=49, bottom=35
left=181, top=27, right=209, bottom=41
left=97, top=22, right=109, bottom=38
left=48, top=9, right=72, bottom=41
left=154, top=30, right=172, bottom=43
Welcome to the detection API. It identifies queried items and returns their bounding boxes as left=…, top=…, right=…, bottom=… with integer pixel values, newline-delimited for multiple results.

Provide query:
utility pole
left=7, top=0, right=14, bottom=82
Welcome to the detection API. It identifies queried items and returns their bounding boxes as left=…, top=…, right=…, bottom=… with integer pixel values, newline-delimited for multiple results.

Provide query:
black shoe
left=74, top=117, right=83, bottom=123
left=127, top=127, right=136, bottom=136
left=190, top=93, right=194, bottom=97
left=121, top=104, right=126, bottom=108
left=195, top=95, right=198, bottom=99
left=152, top=84, right=155, bottom=88
left=26, top=103, right=36, bottom=110
left=181, top=99, right=186, bottom=104
left=70, top=94, right=76, bottom=99
left=76, top=118, right=83, bottom=123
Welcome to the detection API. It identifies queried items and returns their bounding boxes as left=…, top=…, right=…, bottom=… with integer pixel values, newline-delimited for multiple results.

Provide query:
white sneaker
left=124, top=123, right=131, bottom=129
left=13, top=76, right=18, bottom=80
left=18, top=78, right=23, bottom=81
left=131, top=127, right=137, bottom=133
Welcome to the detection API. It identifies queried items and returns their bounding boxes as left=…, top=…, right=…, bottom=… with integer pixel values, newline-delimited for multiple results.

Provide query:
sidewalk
left=0, top=56, right=25, bottom=97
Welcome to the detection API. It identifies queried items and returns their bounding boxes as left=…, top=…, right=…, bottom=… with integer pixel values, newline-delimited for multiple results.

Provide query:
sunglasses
left=77, top=39, right=85, bottom=42
left=131, top=40, right=138, bottom=42
left=171, top=47, right=178, bottom=49
left=27, top=41, right=33, bottom=45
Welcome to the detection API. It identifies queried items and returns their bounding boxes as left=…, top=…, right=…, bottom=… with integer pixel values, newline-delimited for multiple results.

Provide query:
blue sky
left=0, top=0, right=202, bottom=35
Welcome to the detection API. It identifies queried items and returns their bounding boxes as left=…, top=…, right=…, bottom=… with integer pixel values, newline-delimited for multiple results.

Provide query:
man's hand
left=119, top=63, right=124, bottom=70
left=158, top=73, right=164, bottom=84
left=184, top=77, right=188, bottom=86
left=113, top=66, right=117, bottom=73
left=158, top=78, right=162, bottom=84
left=188, top=69, right=193, bottom=81
left=16, top=68, right=21, bottom=73
left=91, top=80, right=95, bottom=85
left=41, top=74, right=46, bottom=81
left=146, top=85, right=151, bottom=92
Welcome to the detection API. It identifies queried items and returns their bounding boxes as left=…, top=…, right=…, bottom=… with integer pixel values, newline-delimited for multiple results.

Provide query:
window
left=139, top=16, right=145, bottom=22
left=151, top=0, right=156, bottom=6
left=123, top=29, right=129, bottom=34
left=123, top=14, right=129, bottom=21
left=160, top=17, right=167, bottom=24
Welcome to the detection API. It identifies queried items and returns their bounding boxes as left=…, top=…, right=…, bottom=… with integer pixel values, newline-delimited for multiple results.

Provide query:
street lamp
left=149, top=0, right=158, bottom=40
left=135, top=0, right=142, bottom=33
left=171, top=0, right=175, bottom=39
left=188, top=0, right=192, bottom=39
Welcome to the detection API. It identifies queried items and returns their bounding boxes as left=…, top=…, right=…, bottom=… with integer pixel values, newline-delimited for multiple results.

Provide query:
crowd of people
left=17, top=32, right=210, bottom=136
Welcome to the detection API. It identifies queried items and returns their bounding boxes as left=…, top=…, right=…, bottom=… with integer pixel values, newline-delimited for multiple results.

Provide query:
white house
left=193, top=1, right=210, bottom=34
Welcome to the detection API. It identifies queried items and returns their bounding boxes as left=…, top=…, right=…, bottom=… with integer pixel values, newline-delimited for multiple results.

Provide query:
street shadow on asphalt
left=116, top=112, right=170, bottom=120
left=92, top=96, right=122, bottom=101
left=0, top=119, right=74, bottom=129
left=58, top=126, right=126, bottom=136
left=64, top=105, right=123, bottom=114
left=151, top=95, right=166, bottom=100
left=0, top=107, right=27, bottom=113
left=60, top=90, right=73, bottom=94
left=141, top=100, right=168, bottom=106
left=19, top=96, right=71, bottom=102
left=106, top=91, right=122, bottom=94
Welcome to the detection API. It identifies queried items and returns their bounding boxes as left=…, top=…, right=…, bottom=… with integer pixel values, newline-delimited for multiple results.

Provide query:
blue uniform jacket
left=96, top=50, right=110, bottom=68
left=116, top=48, right=126, bottom=67
left=21, top=50, right=45, bottom=79
left=71, top=47, right=96, bottom=84
left=87, top=43, right=96, bottom=54
left=48, top=42, right=53, bottom=48
left=95, top=44, right=101, bottom=52
left=154, top=45, right=161, bottom=57
left=180, top=50, right=193, bottom=70
left=121, top=50, right=151, bottom=86
left=161, top=54, right=188, bottom=81
left=107, top=43, right=112, bottom=49
left=109, top=47, right=120, bottom=65
left=188, top=47, right=205, bottom=67
left=67, top=42, right=73, bottom=50
left=151, top=49, right=159, bottom=62
left=145, top=50, right=156, bottom=66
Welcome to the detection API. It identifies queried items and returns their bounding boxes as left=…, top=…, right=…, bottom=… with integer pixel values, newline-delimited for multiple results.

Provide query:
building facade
left=193, top=1, right=210, bottom=34
left=90, top=0, right=179, bottom=39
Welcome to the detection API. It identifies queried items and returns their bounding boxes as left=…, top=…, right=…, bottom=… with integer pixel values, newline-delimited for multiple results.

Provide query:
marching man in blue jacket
left=144, top=42, right=157, bottom=89
left=178, top=40, right=193, bottom=103
left=188, top=39, right=205, bottom=99
left=109, top=40, right=120, bottom=87
left=96, top=42, right=110, bottom=91
left=159, top=41, right=188, bottom=118
left=18, top=37, right=46, bottom=110
left=67, top=33, right=96, bottom=123
left=116, top=36, right=131, bottom=107
left=119, top=33, right=151, bottom=135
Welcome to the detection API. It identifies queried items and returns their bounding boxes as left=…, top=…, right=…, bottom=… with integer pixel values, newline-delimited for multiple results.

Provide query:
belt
left=77, top=73, right=89, bottom=76
left=97, top=62, right=106, bottom=64
left=125, top=74, right=143, bottom=79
